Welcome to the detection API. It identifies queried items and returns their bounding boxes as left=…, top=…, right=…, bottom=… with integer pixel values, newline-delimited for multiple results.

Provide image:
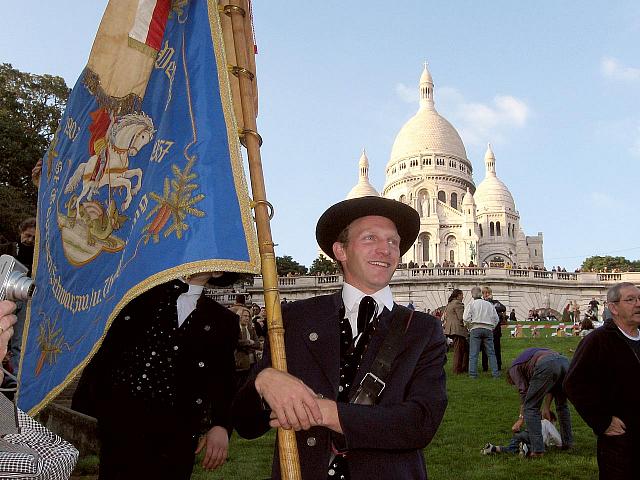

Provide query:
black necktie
left=356, top=296, right=378, bottom=341
left=330, top=296, right=379, bottom=480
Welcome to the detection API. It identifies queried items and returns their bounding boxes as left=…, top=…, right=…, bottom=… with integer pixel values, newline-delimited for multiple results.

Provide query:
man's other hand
left=511, top=417, right=524, bottom=433
left=31, top=159, right=42, bottom=187
left=0, top=300, right=17, bottom=366
left=604, top=416, right=626, bottom=436
left=256, top=368, right=322, bottom=431
left=195, top=426, right=228, bottom=470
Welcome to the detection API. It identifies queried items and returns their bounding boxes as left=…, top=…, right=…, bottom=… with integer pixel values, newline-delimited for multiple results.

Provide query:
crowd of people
left=441, top=286, right=506, bottom=377
left=399, top=260, right=574, bottom=272
left=438, top=279, right=639, bottom=478
left=226, top=294, right=266, bottom=388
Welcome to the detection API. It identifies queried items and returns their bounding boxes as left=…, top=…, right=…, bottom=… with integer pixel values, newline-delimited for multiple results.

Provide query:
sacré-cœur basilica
left=241, top=65, right=638, bottom=318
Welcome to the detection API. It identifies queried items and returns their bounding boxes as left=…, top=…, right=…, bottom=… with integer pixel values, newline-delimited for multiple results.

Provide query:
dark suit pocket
left=597, top=432, right=634, bottom=478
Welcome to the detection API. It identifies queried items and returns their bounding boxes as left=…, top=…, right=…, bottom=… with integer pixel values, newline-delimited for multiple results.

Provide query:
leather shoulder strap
left=349, top=306, right=413, bottom=404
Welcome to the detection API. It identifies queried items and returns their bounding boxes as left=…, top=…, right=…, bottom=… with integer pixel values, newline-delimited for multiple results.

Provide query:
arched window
left=496, top=221, right=501, bottom=236
left=534, top=249, right=538, bottom=256
left=446, top=235, right=457, bottom=247
left=418, top=233, right=430, bottom=262
left=445, top=235, right=457, bottom=263
left=469, top=229, right=472, bottom=237
left=451, top=192, right=458, bottom=210
left=507, top=223, right=511, bottom=237
left=438, top=190, right=446, bottom=203
left=490, top=222, right=495, bottom=236
left=399, top=194, right=406, bottom=204
left=479, top=224, right=483, bottom=237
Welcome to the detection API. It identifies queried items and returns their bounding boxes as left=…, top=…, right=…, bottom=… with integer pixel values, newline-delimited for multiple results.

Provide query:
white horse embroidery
left=64, top=112, right=155, bottom=215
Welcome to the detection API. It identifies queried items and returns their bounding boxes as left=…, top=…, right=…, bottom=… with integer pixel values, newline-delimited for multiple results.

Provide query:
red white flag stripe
left=129, top=0, right=170, bottom=52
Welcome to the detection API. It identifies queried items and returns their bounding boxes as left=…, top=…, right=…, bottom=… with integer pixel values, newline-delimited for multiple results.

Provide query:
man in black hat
left=72, top=272, right=239, bottom=480
left=233, top=196, right=447, bottom=480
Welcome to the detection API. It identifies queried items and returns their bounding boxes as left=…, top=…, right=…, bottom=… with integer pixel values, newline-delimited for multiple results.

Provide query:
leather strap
left=349, top=306, right=413, bottom=405
left=330, top=306, right=413, bottom=457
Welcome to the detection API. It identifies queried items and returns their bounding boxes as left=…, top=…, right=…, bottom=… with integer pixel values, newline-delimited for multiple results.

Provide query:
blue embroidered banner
left=18, top=0, right=260, bottom=413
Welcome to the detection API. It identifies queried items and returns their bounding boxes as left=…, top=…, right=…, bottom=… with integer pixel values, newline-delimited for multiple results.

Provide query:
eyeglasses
left=612, top=297, right=640, bottom=305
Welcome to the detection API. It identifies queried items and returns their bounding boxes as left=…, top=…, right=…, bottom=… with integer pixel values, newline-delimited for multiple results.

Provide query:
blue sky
left=2, top=1, right=639, bottom=270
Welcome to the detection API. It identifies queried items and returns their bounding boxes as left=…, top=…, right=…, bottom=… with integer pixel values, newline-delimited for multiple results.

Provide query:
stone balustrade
left=243, top=268, right=640, bottom=319
left=248, top=268, right=637, bottom=290
left=224, top=267, right=640, bottom=319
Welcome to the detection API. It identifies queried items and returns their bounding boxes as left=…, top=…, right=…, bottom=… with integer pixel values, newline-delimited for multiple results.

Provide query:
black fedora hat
left=316, top=196, right=420, bottom=260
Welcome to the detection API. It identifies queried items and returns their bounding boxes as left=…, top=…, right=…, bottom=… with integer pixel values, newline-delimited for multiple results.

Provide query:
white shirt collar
left=185, top=284, right=204, bottom=296
left=342, top=283, right=394, bottom=337
left=617, top=325, right=640, bottom=341
left=176, top=284, right=204, bottom=327
left=342, top=283, right=394, bottom=313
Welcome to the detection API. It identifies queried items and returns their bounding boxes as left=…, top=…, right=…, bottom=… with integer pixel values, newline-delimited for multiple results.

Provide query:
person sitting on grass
left=482, top=407, right=562, bottom=456
left=578, top=317, right=595, bottom=336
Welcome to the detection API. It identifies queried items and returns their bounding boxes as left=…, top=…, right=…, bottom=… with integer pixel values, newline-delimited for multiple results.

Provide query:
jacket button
left=204, top=325, right=211, bottom=331
left=308, top=332, right=318, bottom=342
left=195, top=398, right=202, bottom=405
left=306, top=436, right=316, bottom=447
left=198, top=361, right=205, bottom=367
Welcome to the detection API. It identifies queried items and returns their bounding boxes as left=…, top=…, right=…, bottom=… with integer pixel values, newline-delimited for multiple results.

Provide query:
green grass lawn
left=190, top=334, right=598, bottom=479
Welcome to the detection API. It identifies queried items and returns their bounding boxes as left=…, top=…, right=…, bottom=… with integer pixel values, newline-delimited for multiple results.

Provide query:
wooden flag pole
left=222, top=1, right=302, bottom=479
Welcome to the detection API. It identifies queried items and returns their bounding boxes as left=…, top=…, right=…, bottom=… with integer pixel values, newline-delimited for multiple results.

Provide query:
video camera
left=0, top=255, right=35, bottom=302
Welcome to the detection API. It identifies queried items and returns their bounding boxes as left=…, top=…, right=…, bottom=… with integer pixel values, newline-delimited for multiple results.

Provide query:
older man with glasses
left=565, top=282, right=640, bottom=479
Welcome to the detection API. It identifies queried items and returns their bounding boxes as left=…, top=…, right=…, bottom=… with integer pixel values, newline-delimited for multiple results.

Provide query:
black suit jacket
left=73, top=281, right=239, bottom=435
left=233, top=292, right=447, bottom=480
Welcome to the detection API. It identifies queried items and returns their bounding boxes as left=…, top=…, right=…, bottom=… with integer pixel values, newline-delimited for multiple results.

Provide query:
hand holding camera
left=0, top=255, right=35, bottom=302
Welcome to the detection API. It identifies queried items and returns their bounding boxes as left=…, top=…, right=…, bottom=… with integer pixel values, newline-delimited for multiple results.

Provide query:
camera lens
left=6, top=272, right=35, bottom=302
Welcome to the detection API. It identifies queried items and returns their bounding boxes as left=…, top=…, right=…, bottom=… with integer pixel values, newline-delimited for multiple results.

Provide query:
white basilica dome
left=474, top=144, right=517, bottom=213
left=389, top=109, right=467, bottom=162
left=388, top=66, right=468, bottom=164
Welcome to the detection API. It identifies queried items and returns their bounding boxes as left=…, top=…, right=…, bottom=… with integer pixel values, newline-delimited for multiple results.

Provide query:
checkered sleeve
left=1, top=408, right=78, bottom=479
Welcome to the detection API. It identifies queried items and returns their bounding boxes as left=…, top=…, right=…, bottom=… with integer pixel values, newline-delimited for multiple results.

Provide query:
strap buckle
left=360, top=372, right=386, bottom=397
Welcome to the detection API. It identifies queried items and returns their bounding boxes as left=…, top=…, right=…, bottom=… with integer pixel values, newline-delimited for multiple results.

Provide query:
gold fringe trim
left=207, top=0, right=260, bottom=272
left=83, top=69, right=142, bottom=115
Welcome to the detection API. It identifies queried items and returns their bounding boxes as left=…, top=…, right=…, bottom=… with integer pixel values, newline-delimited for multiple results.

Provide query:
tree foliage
left=0, top=64, right=69, bottom=241
left=309, top=254, right=339, bottom=275
left=276, top=255, right=307, bottom=276
left=581, top=255, right=639, bottom=272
